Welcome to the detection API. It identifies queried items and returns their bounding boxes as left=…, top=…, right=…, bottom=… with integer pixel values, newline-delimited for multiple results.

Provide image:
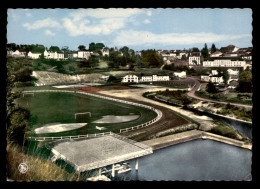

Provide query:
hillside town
left=6, top=43, right=252, bottom=89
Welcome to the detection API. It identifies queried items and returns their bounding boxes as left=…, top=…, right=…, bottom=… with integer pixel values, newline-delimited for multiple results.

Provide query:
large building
left=122, top=74, right=170, bottom=83
left=202, top=57, right=246, bottom=68
left=28, top=51, right=42, bottom=59
left=77, top=50, right=91, bottom=59
left=121, top=74, right=139, bottom=83
left=44, top=50, right=65, bottom=60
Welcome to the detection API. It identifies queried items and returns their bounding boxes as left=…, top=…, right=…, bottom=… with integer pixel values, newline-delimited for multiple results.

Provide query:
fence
left=23, top=89, right=163, bottom=138
left=28, top=131, right=113, bottom=141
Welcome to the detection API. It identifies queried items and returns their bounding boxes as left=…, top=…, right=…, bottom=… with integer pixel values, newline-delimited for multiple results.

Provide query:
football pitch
left=18, top=92, right=158, bottom=137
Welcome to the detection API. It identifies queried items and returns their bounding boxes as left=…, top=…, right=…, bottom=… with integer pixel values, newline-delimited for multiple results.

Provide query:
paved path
left=186, top=77, right=252, bottom=109
left=141, top=130, right=252, bottom=150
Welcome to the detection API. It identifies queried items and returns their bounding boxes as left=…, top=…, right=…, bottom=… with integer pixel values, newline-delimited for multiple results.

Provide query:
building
left=67, top=51, right=78, bottom=59
left=122, top=74, right=170, bottom=83
left=189, top=53, right=201, bottom=65
left=209, top=75, right=224, bottom=84
left=200, top=70, right=224, bottom=84
left=78, top=50, right=91, bottom=59
left=135, top=51, right=142, bottom=56
left=152, top=75, right=170, bottom=81
left=44, top=50, right=64, bottom=60
left=173, top=71, right=187, bottom=79
left=139, top=75, right=153, bottom=82
left=227, top=68, right=239, bottom=76
left=101, top=48, right=109, bottom=56
left=121, top=74, right=139, bottom=83
left=210, top=51, right=223, bottom=57
left=202, top=57, right=246, bottom=68
left=10, top=49, right=26, bottom=57
left=201, top=75, right=210, bottom=82
left=28, top=51, right=42, bottom=59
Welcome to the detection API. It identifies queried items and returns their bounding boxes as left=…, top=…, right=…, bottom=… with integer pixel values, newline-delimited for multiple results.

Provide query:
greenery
left=210, top=43, right=217, bottom=54
left=236, top=71, right=252, bottom=93
left=209, top=120, right=250, bottom=142
left=201, top=43, right=209, bottom=58
left=141, top=49, right=164, bottom=68
left=153, top=89, right=193, bottom=105
left=206, top=81, right=217, bottom=93
left=6, top=143, right=82, bottom=181
left=195, top=91, right=252, bottom=105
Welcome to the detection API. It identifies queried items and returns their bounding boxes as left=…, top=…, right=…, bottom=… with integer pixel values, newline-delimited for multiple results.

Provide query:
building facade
left=28, top=51, right=42, bottom=59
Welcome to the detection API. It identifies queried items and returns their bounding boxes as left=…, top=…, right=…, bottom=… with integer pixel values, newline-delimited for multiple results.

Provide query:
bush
left=7, top=108, right=30, bottom=145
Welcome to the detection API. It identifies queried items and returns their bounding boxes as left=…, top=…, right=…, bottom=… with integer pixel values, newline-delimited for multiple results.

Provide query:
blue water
left=107, top=139, right=252, bottom=181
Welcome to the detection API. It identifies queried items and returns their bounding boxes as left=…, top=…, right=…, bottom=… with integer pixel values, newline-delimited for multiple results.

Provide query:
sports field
left=17, top=92, right=158, bottom=137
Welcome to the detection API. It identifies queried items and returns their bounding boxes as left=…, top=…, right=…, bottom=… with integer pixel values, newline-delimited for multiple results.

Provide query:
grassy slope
left=6, top=143, right=81, bottom=181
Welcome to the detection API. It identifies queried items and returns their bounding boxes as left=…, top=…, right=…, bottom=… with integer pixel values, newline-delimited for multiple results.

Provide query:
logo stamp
left=18, top=163, right=28, bottom=174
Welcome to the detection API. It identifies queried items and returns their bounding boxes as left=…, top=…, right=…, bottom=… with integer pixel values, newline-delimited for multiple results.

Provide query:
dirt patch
left=107, top=86, right=131, bottom=90
left=77, top=87, right=106, bottom=92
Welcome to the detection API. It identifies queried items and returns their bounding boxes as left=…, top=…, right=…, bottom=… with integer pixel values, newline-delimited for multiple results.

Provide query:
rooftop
left=49, top=133, right=153, bottom=172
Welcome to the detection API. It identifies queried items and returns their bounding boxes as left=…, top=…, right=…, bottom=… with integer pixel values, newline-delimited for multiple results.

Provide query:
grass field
left=16, top=92, right=157, bottom=137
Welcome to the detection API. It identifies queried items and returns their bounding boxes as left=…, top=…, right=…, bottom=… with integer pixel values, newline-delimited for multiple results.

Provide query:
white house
left=173, top=71, right=187, bottom=79
left=78, top=50, right=91, bottom=59
left=209, top=75, right=224, bottom=84
left=68, top=52, right=78, bottom=59
left=28, top=51, right=42, bottom=59
left=101, top=48, right=109, bottom=56
left=189, top=56, right=201, bottom=65
left=11, top=50, right=26, bottom=57
left=210, top=51, right=223, bottom=57
left=140, top=75, right=153, bottom=82
left=201, top=75, right=210, bottom=82
left=202, top=58, right=246, bottom=68
left=44, top=50, right=64, bottom=60
left=152, top=75, right=170, bottom=81
left=121, top=74, right=139, bottom=83
left=135, top=51, right=142, bottom=56
left=227, top=68, right=239, bottom=76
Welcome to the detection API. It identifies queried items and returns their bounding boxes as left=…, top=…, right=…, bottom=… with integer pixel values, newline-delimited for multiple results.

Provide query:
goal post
left=23, top=92, right=34, bottom=97
left=75, top=112, right=91, bottom=119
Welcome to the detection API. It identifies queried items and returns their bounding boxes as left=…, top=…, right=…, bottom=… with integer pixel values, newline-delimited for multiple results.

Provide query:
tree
left=206, top=81, right=217, bottom=93
left=31, top=44, right=45, bottom=53
left=141, top=49, right=164, bottom=68
left=14, top=66, right=32, bottom=82
left=191, top=47, right=200, bottom=52
left=236, top=71, right=252, bottom=92
left=78, top=45, right=86, bottom=51
left=211, top=43, right=217, bottom=54
left=49, top=46, right=60, bottom=52
left=201, top=43, right=209, bottom=58
left=7, top=108, right=30, bottom=145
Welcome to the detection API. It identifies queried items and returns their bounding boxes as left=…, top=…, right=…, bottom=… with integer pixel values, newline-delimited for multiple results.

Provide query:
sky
left=7, top=8, right=252, bottom=51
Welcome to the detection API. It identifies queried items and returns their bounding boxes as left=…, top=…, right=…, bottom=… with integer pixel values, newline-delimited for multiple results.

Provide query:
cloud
left=8, top=9, right=19, bottom=21
left=63, top=17, right=126, bottom=36
left=144, top=19, right=151, bottom=24
left=25, top=13, right=32, bottom=17
left=45, top=30, right=55, bottom=36
left=62, top=9, right=147, bottom=36
left=113, top=30, right=251, bottom=46
left=147, top=10, right=152, bottom=16
left=23, top=18, right=61, bottom=30
left=69, top=8, right=145, bottom=20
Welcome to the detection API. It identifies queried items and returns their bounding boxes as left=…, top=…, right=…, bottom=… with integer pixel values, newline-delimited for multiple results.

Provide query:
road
left=186, top=77, right=252, bottom=109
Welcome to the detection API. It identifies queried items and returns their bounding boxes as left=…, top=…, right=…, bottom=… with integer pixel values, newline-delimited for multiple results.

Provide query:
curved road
left=186, top=76, right=252, bottom=109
